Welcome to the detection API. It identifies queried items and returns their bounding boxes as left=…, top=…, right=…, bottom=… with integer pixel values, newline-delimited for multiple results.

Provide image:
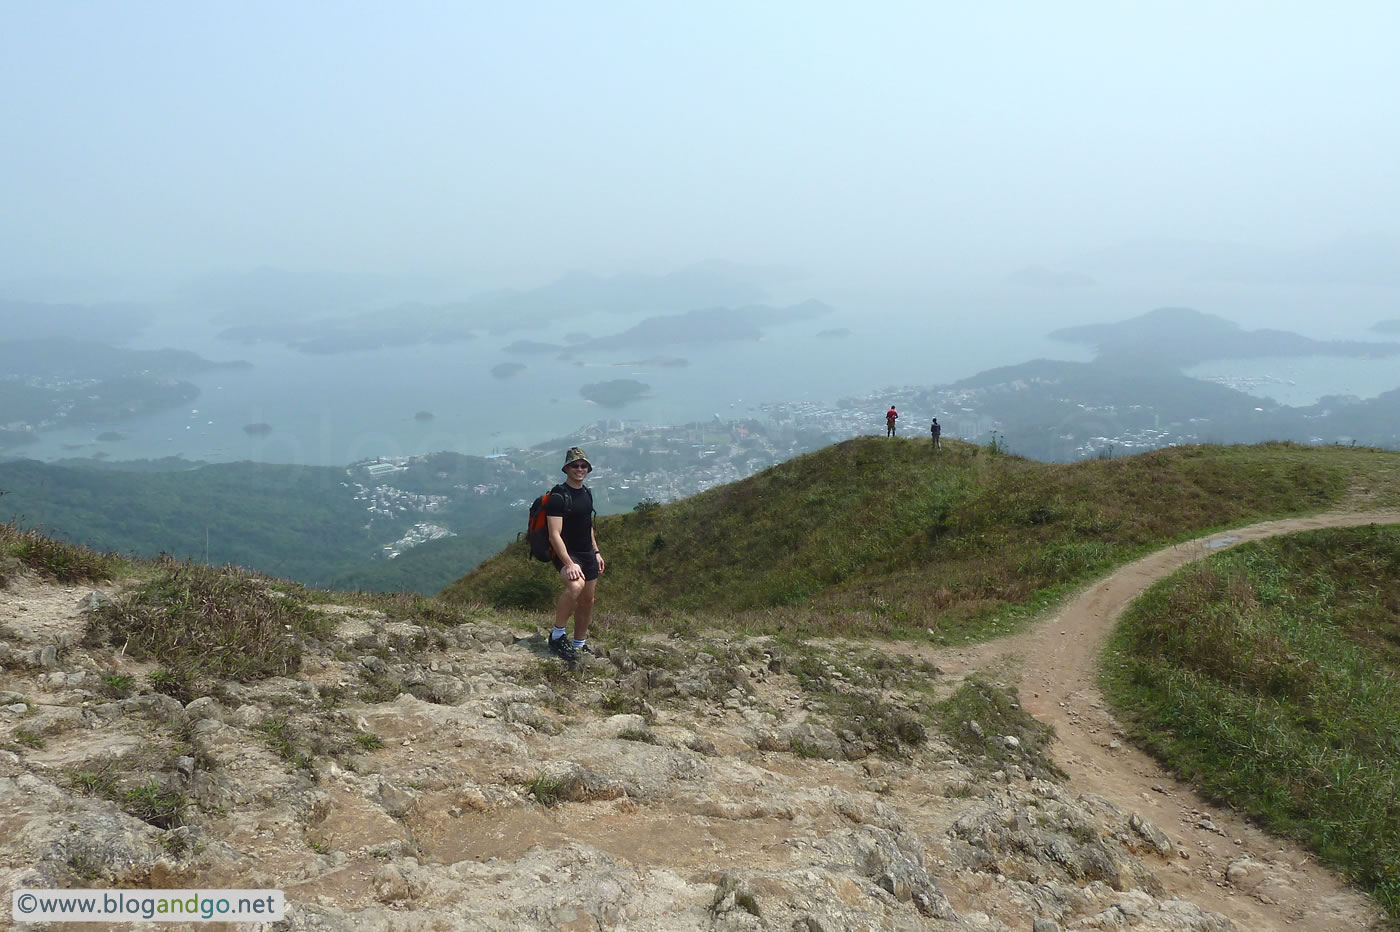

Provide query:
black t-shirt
left=546, top=483, right=594, bottom=553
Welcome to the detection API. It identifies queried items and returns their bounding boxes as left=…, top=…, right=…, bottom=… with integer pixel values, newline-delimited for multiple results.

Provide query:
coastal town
left=339, top=371, right=1283, bottom=563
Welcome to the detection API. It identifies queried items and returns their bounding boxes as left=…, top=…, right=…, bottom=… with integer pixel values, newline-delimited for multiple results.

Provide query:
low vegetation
left=934, top=677, right=1065, bottom=781
left=447, top=440, right=1389, bottom=644
left=0, top=520, right=115, bottom=584
left=82, top=560, right=332, bottom=700
left=787, top=647, right=937, bottom=757
left=65, top=752, right=188, bottom=830
left=1101, top=525, right=1400, bottom=923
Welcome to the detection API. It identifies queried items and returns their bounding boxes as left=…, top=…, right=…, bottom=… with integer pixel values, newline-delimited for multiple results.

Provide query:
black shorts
left=553, top=550, right=600, bottom=581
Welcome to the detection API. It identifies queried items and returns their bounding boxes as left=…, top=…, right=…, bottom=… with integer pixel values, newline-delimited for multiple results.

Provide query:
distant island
left=242, top=423, right=273, bottom=436
left=580, top=379, right=651, bottom=407
left=414, top=411, right=434, bottom=422
left=0, top=337, right=250, bottom=379
left=491, top=362, right=526, bottom=379
left=96, top=432, right=125, bottom=442
left=502, top=340, right=561, bottom=355
left=1052, top=306, right=1400, bottom=368
left=571, top=300, right=834, bottom=352
left=1374, top=319, right=1400, bottom=335
left=614, top=357, right=688, bottom=368
left=206, top=263, right=774, bottom=339
left=0, top=337, right=221, bottom=445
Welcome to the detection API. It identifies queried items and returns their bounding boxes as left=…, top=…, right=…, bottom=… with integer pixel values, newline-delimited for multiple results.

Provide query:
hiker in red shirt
left=885, top=405, right=899, bottom=437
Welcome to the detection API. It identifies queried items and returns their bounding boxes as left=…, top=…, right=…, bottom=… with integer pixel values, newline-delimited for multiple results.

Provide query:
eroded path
left=936, top=509, right=1400, bottom=931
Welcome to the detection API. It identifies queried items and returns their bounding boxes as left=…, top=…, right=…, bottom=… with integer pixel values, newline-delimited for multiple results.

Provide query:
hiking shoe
left=576, top=643, right=600, bottom=659
left=548, top=635, right=577, bottom=661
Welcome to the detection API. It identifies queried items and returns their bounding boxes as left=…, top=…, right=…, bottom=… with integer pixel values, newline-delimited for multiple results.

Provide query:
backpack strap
left=552, top=483, right=573, bottom=515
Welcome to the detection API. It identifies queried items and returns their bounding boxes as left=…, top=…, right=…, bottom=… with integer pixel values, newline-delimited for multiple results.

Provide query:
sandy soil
left=935, top=510, right=1400, bottom=931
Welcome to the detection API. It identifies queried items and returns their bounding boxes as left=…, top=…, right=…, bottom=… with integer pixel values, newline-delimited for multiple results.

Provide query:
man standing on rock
left=546, top=447, right=603, bottom=662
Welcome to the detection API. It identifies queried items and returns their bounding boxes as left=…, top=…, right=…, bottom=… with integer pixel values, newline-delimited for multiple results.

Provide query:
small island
left=96, top=431, right=125, bottom=442
left=491, top=362, right=526, bottom=379
left=616, top=357, right=688, bottom=368
left=503, top=340, right=561, bottom=355
left=414, top=411, right=434, bottom=422
left=575, top=300, right=834, bottom=352
left=580, top=379, right=651, bottom=407
left=1051, top=307, right=1400, bottom=368
left=242, top=423, right=273, bottom=436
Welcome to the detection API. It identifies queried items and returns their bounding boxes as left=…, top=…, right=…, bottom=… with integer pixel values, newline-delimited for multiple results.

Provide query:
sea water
left=18, top=306, right=1088, bottom=466
left=17, top=298, right=1397, bottom=467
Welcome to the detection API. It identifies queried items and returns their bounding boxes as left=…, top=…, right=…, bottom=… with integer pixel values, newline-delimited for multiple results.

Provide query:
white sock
left=551, top=626, right=567, bottom=641
left=572, top=639, right=586, bottom=649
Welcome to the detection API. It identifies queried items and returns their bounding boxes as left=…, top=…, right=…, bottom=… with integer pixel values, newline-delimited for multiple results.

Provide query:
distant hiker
left=547, top=447, right=604, bottom=661
left=930, top=417, right=941, bottom=450
left=886, top=405, right=899, bottom=437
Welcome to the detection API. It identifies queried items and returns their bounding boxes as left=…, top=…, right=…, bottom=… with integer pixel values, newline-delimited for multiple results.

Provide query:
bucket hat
left=562, top=446, right=592, bottom=472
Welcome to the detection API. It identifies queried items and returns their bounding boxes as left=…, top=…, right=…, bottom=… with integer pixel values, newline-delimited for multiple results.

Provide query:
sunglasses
left=567, top=462, right=591, bottom=470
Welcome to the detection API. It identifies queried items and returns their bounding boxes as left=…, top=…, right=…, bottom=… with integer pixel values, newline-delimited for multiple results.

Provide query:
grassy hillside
left=444, top=437, right=1400, bottom=642
left=1101, top=526, right=1400, bottom=923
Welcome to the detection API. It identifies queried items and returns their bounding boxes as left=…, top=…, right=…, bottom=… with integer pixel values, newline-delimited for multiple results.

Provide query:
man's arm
left=547, top=515, right=582, bottom=580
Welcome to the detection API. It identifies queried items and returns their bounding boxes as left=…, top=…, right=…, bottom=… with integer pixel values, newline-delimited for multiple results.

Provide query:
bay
left=23, top=298, right=1398, bottom=466
left=24, top=307, right=1092, bottom=466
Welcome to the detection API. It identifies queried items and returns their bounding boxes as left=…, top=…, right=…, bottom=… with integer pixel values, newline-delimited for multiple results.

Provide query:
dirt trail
left=935, top=510, right=1400, bottom=931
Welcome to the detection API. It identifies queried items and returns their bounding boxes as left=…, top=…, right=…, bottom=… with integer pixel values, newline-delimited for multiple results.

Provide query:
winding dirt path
left=938, top=510, right=1400, bottom=932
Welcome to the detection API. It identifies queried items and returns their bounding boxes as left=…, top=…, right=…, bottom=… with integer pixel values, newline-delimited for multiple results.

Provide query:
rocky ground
left=1, top=513, right=1395, bottom=931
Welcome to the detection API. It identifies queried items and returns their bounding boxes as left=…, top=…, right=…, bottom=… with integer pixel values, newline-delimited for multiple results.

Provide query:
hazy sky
left=4, top=1, right=1398, bottom=298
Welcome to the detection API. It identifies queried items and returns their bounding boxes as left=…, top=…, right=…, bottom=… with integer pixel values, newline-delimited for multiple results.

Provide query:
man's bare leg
left=555, top=577, right=584, bottom=629
left=572, top=579, right=597, bottom=641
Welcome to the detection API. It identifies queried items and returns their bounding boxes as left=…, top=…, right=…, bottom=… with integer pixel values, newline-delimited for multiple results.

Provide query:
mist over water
left=22, top=273, right=1398, bottom=467
left=26, top=303, right=1097, bottom=466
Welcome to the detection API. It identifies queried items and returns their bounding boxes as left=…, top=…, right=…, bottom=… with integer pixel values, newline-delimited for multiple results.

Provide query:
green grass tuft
left=527, top=773, right=568, bottom=807
left=15, top=729, right=45, bottom=750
